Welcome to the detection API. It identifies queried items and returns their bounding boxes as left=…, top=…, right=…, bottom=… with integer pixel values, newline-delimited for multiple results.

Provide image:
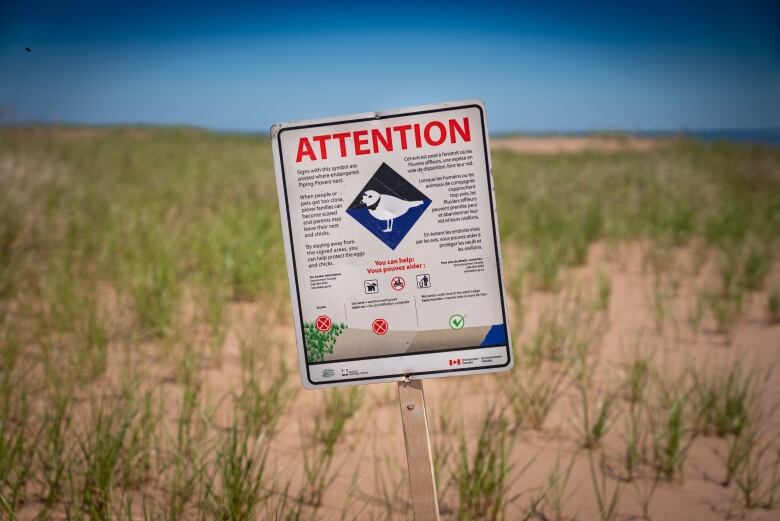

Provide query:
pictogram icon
left=315, top=315, right=332, bottom=332
left=372, top=318, right=389, bottom=335
left=364, top=279, right=379, bottom=294
left=449, top=314, right=465, bottom=330
left=345, top=163, right=432, bottom=250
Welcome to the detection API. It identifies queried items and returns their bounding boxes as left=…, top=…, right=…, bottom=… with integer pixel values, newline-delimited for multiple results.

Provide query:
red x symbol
left=315, top=315, right=332, bottom=332
left=372, top=318, right=388, bottom=335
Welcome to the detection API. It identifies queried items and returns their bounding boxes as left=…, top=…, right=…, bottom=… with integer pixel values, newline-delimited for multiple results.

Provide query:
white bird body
left=361, top=190, right=423, bottom=232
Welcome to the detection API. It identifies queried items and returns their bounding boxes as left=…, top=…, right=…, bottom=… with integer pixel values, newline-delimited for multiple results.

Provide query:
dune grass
left=1, top=127, right=779, bottom=518
left=494, top=144, right=780, bottom=297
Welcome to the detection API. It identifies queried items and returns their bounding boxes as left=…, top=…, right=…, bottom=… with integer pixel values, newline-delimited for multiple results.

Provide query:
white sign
left=271, top=100, right=512, bottom=388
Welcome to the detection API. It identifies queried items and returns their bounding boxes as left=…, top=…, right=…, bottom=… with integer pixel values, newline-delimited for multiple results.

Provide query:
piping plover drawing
left=360, top=190, right=424, bottom=232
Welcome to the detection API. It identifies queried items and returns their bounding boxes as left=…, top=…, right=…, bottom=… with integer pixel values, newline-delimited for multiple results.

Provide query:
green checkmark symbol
left=449, top=314, right=465, bottom=330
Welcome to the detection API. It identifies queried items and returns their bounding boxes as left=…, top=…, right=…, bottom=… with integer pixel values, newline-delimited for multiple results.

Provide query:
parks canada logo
left=346, top=163, right=431, bottom=250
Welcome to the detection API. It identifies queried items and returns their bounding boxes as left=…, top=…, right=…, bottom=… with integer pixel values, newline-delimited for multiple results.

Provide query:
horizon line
left=2, top=121, right=779, bottom=137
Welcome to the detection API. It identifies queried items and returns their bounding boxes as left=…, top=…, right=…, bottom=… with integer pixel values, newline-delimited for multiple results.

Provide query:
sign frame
left=271, top=100, right=513, bottom=389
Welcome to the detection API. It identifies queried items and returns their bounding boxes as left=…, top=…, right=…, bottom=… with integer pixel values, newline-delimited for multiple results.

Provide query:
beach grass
left=1, top=127, right=779, bottom=519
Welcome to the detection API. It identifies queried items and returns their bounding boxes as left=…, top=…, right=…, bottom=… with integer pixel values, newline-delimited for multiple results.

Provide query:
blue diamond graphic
left=346, top=163, right=431, bottom=250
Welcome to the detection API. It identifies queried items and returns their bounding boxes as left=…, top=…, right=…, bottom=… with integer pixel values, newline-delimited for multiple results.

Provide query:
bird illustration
left=360, top=190, right=424, bottom=232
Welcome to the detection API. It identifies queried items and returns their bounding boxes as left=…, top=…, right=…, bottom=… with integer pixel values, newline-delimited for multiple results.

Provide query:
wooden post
left=398, top=378, right=441, bottom=521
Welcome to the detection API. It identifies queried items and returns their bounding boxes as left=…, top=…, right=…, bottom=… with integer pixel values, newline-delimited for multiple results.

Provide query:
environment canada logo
left=346, top=163, right=431, bottom=250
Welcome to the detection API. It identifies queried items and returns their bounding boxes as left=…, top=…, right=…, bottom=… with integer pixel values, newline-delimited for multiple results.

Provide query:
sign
left=271, top=100, right=512, bottom=388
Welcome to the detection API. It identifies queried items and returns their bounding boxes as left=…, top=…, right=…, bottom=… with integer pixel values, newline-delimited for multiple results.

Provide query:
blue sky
left=1, top=0, right=779, bottom=132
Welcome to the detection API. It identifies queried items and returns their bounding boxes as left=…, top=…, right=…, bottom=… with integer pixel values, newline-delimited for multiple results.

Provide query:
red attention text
left=295, top=117, right=471, bottom=163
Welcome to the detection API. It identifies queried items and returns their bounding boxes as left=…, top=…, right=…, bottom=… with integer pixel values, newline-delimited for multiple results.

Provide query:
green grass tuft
left=454, top=407, right=511, bottom=521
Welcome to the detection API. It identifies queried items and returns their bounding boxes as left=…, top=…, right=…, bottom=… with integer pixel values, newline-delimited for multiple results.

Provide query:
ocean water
left=501, top=128, right=780, bottom=148
left=642, top=128, right=780, bottom=148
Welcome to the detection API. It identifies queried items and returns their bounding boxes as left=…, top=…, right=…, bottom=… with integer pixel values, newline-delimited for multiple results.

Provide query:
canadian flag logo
left=448, top=358, right=462, bottom=366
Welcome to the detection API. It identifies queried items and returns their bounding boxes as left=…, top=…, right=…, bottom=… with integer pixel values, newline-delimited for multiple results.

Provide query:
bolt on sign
left=271, top=100, right=513, bottom=389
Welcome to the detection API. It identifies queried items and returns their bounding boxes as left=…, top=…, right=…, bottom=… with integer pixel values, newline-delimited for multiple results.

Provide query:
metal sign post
left=398, top=378, right=440, bottom=521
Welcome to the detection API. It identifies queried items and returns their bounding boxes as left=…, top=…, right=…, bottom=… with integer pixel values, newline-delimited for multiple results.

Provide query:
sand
left=196, top=240, right=780, bottom=520
left=491, top=135, right=675, bottom=154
